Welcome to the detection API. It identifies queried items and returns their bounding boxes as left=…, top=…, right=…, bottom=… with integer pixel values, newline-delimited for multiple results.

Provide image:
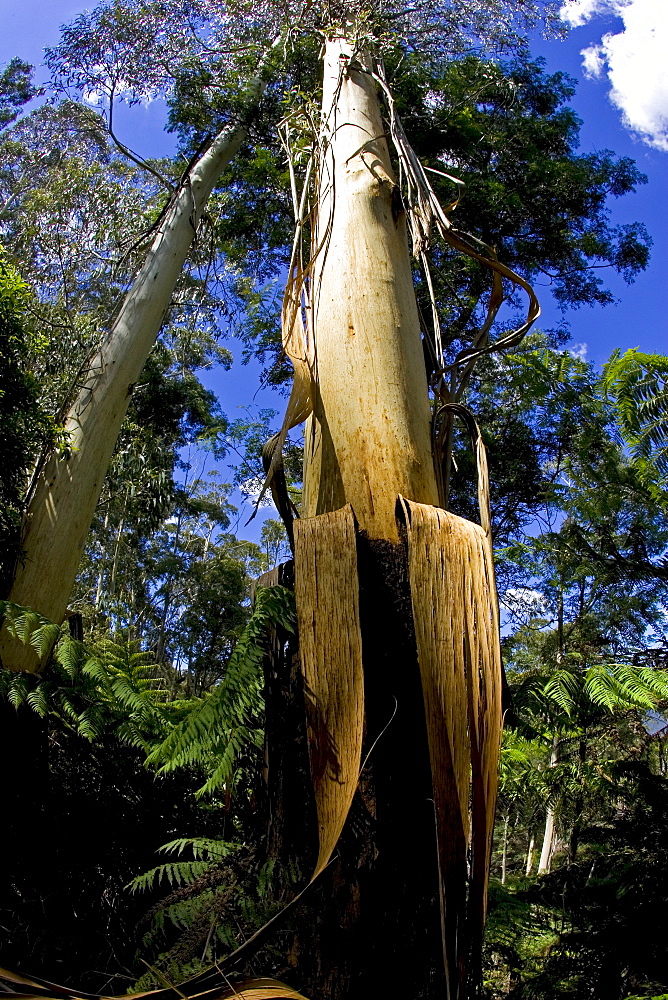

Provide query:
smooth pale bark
left=501, top=813, right=510, bottom=884
left=538, top=806, right=556, bottom=874
left=538, top=735, right=560, bottom=874
left=302, top=38, right=439, bottom=541
left=525, top=831, right=535, bottom=876
left=0, top=52, right=277, bottom=673
left=283, top=37, right=448, bottom=1000
left=538, top=603, right=564, bottom=874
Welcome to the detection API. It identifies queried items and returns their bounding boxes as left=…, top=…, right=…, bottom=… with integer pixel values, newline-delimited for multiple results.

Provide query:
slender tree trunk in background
left=538, top=807, right=556, bottom=874
left=156, top=511, right=183, bottom=667
left=0, top=46, right=280, bottom=673
left=94, top=509, right=110, bottom=609
left=569, top=736, right=588, bottom=865
left=109, top=515, right=126, bottom=598
left=538, top=735, right=560, bottom=874
left=272, top=36, right=447, bottom=1000
left=525, top=831, right=535, bottom=876
left=501, top=813, right=510, bottom=885
left=538, top=586, right=565, bottom=875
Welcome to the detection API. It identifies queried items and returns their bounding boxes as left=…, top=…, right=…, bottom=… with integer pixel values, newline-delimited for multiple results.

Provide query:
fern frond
left=147, top=585, right=295, bottom=796
left=26, top=684, right=50, bottom=717
left=585, top=662, right=668, bottom=712
left=128, top=861, right=211, bottom=893
left=5, top=671, right=31, bottom=708
left=29, top=622, right=63, bottom=657
left=603, top=348, right=668, bottom=482
left=543, top=668, right=581, bottom=716
left=158, top=838, right=237, bottom=861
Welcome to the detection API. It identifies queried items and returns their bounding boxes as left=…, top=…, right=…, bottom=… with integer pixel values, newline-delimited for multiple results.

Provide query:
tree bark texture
left=257, top=36, right=503, bottom=1000
left=302, top=37, right=439, bottom=543
left=260, top=541, right=445, bottom=1000
left=299, top=35, right=442, bottom=991
left=0, top=50, right=277, bottom=673
left=538, top=736, right=560, bottom=874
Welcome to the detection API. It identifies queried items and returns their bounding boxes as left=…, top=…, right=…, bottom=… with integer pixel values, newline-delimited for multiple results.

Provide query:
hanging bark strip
left=293, top=504, right=364, bottom=878
left=0, top=967, right=310, bottom=1000
left=401, top=499, right=503, bottom=998
left=399, top=422, right=502, bottom=999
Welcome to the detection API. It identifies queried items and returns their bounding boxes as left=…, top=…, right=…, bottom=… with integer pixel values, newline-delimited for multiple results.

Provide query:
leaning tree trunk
left=0, top=45, right=279, bottom=674
left=263, top=36, right=502, bottom=1000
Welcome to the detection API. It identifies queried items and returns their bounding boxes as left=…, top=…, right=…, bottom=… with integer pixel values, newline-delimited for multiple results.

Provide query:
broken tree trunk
left=268, top=34, right=502, bottom=1000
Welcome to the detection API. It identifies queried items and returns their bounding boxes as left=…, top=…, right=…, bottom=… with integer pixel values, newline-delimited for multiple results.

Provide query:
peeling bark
left=302, top=37, right=439, bottom=542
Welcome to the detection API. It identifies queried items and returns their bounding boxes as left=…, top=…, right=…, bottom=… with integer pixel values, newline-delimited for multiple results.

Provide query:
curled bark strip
left=432, top=402, right=493, bottom=527
left=293, top=504, right=364, bottom=878
left=0, top=970, right=310, bottom=1000
left=371, top=60, right=539, bottom=394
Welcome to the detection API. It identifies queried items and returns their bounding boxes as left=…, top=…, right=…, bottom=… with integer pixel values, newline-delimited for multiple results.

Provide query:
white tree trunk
left=501, top=813, right=510, bottom=885
left=525, top=831, right=535, bottom=876
left=0, top=50, right=278, bottom=673
left=303, top=37, right=438, bottom=540
left=538, top=735, right=560, bottom=874
left=537, top=807, right=555, bottom=874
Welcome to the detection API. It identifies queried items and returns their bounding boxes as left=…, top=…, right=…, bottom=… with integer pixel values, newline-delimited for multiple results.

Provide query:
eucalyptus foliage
left=0, top=249, right=54, bottom=588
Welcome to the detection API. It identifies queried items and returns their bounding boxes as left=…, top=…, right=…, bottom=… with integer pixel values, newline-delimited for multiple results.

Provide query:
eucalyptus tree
left=0, top=2, right=589, bottom=997
left=0, top=86, right=239, bottom=661
left=0, top=58, right=38, bottom=132
left=0, top=0, right=560, bottom=671
left=0, top=11, right=281, bottom=671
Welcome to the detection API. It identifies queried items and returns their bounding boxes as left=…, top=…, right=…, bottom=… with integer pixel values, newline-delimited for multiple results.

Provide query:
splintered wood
left=293, top=505, right=364, bottom=879
left=400, top=497, right=503, bottom=1000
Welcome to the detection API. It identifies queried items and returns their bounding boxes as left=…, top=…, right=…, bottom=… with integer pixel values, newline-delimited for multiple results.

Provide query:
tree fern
left=0, top=599, right=171, bottom=742
left=540, top=660, right=668, bottom=718
left=129, top=838, right=239, bottom=894
left=130, top=840, right=292, bottom=985
left=603, top=348, right=668, bottom=491
left=146, top=584, right=295, bottom=797
left=159, top=837, right=236, bottom=860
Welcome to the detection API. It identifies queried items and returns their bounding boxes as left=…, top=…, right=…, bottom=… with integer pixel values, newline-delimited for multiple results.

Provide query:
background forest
left=1, top=2, right=668, bottom=998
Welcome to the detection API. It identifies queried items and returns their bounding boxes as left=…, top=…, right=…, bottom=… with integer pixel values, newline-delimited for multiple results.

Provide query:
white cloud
left=561, top=0, right=615, bottom=27
left=569, top=342, right=588, bottom=360
left=560, top=0, right=668, bottom=152
left=580, top=43, right=606, bottom=76
left=502, top=588, right=549, bottom=616
left=82, top=89, right=103, bottom=107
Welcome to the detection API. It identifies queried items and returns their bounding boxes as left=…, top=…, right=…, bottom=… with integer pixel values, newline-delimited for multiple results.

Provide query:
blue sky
left=530, top=0, right=668, bottom=364
left=1, top=0, right=666, bottom=534
left=2, top=0, right=666, bottom=365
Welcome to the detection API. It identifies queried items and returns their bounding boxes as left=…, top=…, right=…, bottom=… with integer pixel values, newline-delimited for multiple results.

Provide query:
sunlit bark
left=302, top=36, right=439, bottom=539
